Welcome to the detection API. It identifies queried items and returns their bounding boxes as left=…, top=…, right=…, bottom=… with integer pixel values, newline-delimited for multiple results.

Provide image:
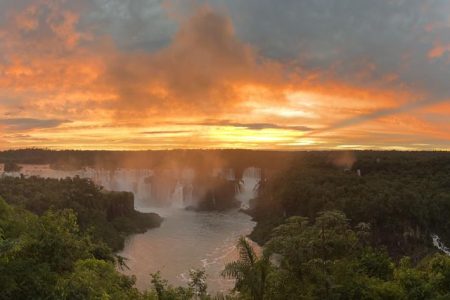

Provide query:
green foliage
left=0, top=196, right=149, bottom=299
left=251, top=152, right=450, bottom=259
left=227, top=210, right=450, bottom=300
left=3, top=150, right=450, bottom=299
left=222, top=237, right=271, bottom=300
left=0, top=176, right=162, bottom=250
left=146, top=271, right=194, bottom=300
left=56, top=259, right=141, bottom=300
left=188, top=269, right=208, bottom=298
left=264, top=211, right=365, bottom=299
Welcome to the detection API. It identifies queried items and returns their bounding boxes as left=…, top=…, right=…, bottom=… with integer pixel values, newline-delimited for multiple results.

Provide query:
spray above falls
left=1, top=164, right=263, bottom=211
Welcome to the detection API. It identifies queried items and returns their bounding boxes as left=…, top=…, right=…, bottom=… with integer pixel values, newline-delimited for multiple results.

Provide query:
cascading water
left=1, top=165, right=261, bottom=210
left=236, top=167, right=261, bottom=210
left=432, top=234, right=450, bottom=255
left=171, top=182, right=185, bottom=208
left=2, top=164, right=260, bottom=293
left=1, top=164, right=261, bottom=210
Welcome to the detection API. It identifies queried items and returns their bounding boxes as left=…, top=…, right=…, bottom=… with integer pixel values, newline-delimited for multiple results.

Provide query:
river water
left=118, top=207, right=256, bottom=293
left=1, top=164, right=260, bottom=293
left=118, top=170, right=260, bottom=293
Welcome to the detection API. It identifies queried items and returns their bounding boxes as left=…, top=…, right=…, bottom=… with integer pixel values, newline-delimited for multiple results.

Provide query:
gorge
left=0, top=162, right=262, bottom=293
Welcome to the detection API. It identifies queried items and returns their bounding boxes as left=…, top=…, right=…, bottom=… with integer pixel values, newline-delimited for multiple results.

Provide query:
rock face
left=196, top=177, right=238, bottom=211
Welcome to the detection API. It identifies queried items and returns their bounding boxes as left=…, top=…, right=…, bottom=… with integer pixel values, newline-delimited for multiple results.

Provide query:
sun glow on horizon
left=0, top=1, right=449, bottom=150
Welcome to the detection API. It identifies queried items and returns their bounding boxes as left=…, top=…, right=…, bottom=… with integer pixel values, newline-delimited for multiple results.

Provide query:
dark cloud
left=101, top=5, right=285, bottom=117
left=221, top=0, right=449, bottom=95
left=178, top=119, right=312, bottom=131
left=204, top=0, right=450, bottom=132
left=85, top=0, right=176, bottom=51
left=90, top=0, right=450, bottom=125
left=0, top=118, right=71, bottom=130
left=4, top=0, right=447, bottom=99
left=1, top=0, right=449, bottom=150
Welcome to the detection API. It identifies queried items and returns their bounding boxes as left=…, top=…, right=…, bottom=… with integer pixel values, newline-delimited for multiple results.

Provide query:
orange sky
left=0, top=0, right=449, bottom=150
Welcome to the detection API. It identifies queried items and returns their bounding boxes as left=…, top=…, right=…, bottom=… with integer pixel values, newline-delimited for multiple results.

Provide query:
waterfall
left=432, top=234, right=450, bottom=255
left=4, top=164, right=263, bottom=210
left=84, top=168, right=155, bottom=209
left=171, top=181, right=185, bottom=209
left=236, top=167, right=261, bottom=210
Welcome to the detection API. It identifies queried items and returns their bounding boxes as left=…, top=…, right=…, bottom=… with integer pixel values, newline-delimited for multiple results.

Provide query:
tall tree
left=222, top=237, right=270, bottom=300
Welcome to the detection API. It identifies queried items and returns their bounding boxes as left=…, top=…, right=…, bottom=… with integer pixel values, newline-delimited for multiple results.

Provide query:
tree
left=188, top=269, right=208, bottom=299
left=263, top=210, right=403, bottom=299
left=222, top=237, right=271, bottom=300
left=147, top=271, right=193, bottom=300
left=56, top=259, right=141, bottom=300
left=0, top=197, right=145, bottom=299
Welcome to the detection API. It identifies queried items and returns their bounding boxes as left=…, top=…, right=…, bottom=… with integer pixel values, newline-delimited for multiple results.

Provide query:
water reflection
left=118, top=208, right=256, bottom=293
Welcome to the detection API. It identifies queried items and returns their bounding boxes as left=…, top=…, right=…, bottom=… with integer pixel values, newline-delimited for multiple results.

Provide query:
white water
left=236, top=167, right=260, bottom=210
left=119, top=167, right=261, bottom=293
left=2, top=164, right=262, bottom=293
left=1, top=164, right=189, bottom=207
left=432, top=234, right=450, bottom=255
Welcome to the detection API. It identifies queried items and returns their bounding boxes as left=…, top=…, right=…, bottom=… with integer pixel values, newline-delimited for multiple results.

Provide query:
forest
left=1, top=150, right=450, bottom=299
left=250, top=151, right=450, bottom=260
left=0, top=176, right=162, bottom=251
left=0, top=149, right=294, bottom=173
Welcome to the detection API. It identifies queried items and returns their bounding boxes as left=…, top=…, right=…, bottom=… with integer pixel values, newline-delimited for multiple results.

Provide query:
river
left=2, top=164, right=260, bottom=293
left=118, top=170, right=260, bottom=293
left=118, top=207, right=256, bottom=293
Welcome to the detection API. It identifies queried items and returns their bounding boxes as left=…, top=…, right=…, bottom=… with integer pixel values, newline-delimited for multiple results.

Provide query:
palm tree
left=222, top=237, right=270, bottom=300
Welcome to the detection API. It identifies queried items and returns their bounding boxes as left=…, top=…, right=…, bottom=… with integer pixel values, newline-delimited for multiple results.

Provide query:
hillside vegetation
left=250, top=152, right=450, bottom=260
left=0, top=176, right=162, bottom=251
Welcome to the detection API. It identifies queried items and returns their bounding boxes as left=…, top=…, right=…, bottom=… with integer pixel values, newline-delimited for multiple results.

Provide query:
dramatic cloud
left=101, top=5, right=287, bottom=118
left=0, top=0, right=449, bottom=150
left=311, top=96, right=449, bottom=135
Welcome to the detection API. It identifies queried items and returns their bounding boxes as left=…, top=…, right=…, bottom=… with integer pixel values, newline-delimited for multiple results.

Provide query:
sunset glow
left=1, top=0, right=450, bottom=150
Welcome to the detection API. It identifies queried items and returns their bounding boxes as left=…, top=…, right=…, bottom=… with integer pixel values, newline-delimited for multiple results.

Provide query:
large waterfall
left=236, top=167, right=261, bottom=210
left=1, top=164, right=262, bottom=210
left=0, top=163, right=263, bottom=292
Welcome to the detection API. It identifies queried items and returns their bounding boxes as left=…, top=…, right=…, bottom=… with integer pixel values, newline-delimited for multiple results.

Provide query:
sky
left=0, top=0, right=449, bottom=150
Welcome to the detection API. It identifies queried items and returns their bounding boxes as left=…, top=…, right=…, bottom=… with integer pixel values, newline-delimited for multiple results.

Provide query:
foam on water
left=118, top=209, right=257, bottom=293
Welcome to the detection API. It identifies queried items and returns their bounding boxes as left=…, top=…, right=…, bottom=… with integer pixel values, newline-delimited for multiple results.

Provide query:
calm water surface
left=118, top=207, right=257, bottom=293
